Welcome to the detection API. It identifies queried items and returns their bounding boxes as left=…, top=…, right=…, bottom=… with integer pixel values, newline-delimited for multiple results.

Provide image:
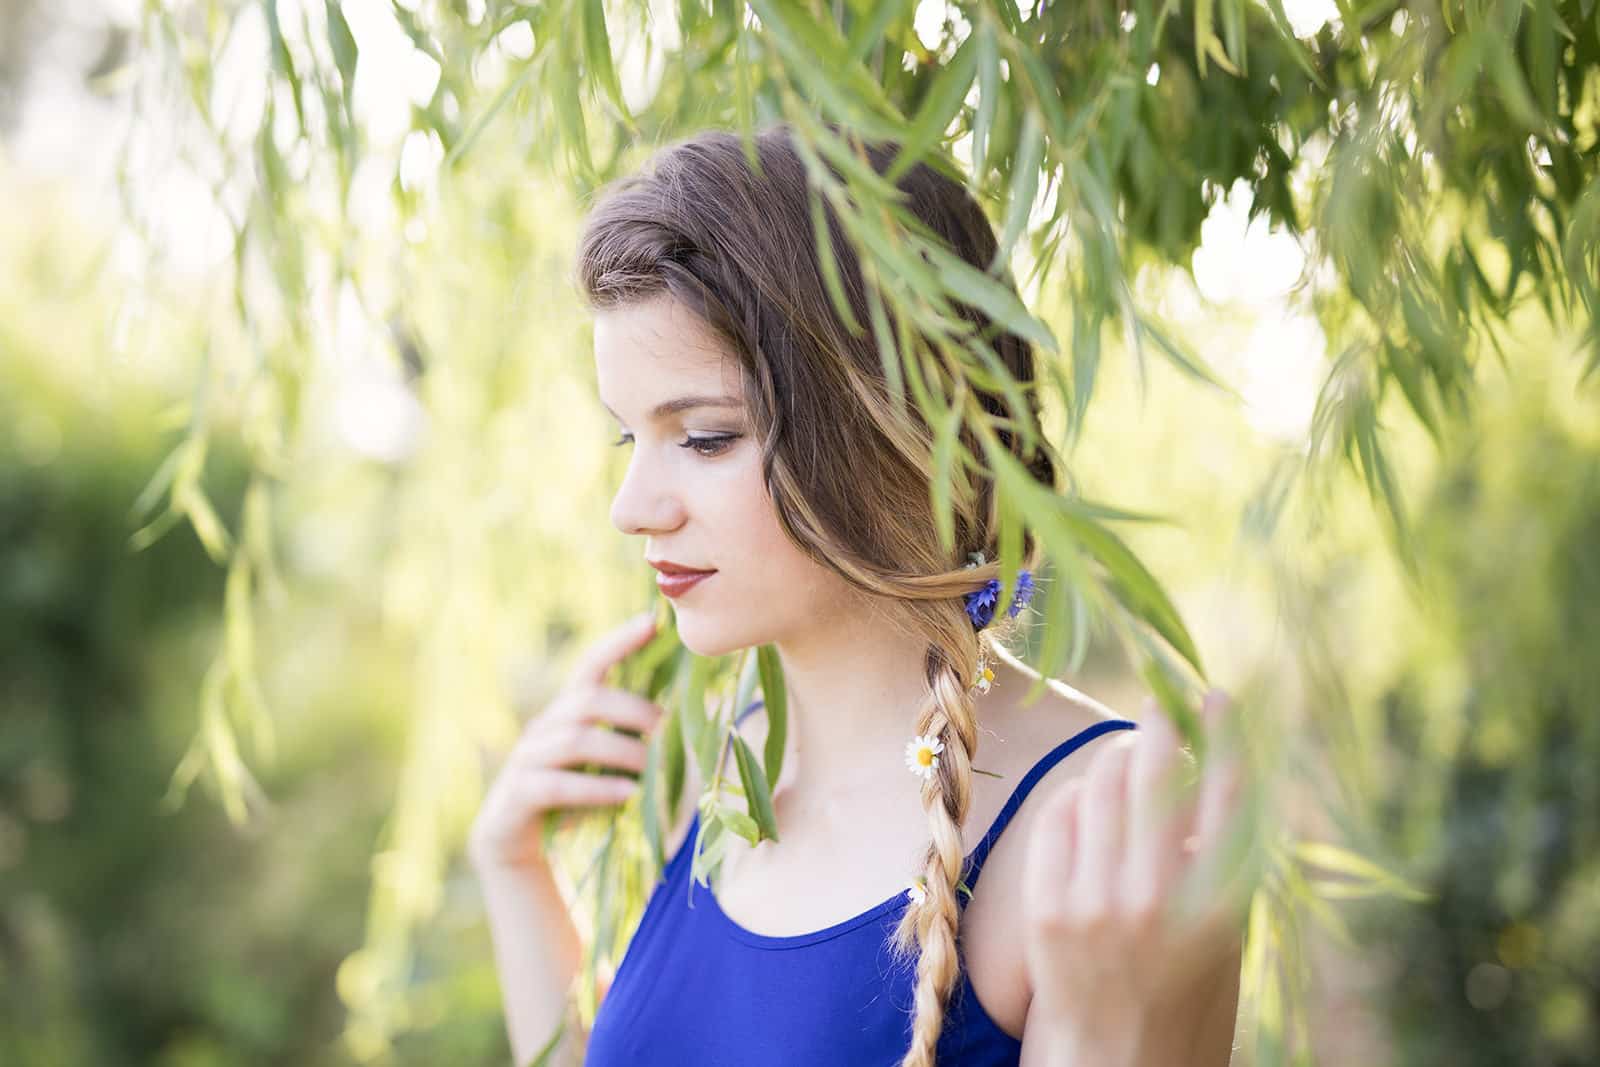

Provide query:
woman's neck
left=763, top=611, right=1031, bottom=818
left=766, top=614, right=927, bottom=810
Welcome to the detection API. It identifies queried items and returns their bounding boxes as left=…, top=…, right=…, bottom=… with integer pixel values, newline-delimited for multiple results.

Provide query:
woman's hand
left=1019, top=688, right=1256, bottom=1060
left=467, top=611, right=667, bottom=876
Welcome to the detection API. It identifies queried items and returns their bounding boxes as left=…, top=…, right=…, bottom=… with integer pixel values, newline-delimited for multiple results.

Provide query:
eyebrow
left=599, top=395, right=744, bottom=420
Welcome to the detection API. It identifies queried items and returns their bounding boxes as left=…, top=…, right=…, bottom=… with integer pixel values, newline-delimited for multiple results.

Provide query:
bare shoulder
left=979, top=651, right=1133, bottom=790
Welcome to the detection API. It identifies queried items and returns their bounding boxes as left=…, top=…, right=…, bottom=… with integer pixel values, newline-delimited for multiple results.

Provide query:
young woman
left=469, top=124, right=1248, bottom=1066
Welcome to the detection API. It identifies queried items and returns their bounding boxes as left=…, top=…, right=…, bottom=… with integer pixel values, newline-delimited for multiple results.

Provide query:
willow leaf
left=1064, top=512, right=1202, bottom=675
left=929, top=391, right=964, bottom=554
left=721, top=807, right=763, bottom=845
left=731, top=735, right=779, bottom=842
left=808, top=183, right=866, bottom=335
left=971, top=18, right=1000, bottom=180
left=924, top=243, right=1059, bottom=352
left=993, top=108, right=1043, bottom=271
left=580, top=0, right=628, bottom=120
left=1295, top=841, right=1429, bottom=901
left=641, top=717, right=666, bottom=871
left=756, top=644, right=787, bottom=787
left=846, top=0, right=914, bottom=64
left=886, top=34, right=978, bottom=183
left=748, top=0, right=903, bottom=136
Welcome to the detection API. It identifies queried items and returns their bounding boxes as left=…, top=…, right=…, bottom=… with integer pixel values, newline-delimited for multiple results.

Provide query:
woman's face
left=594, top=293, right=855, bottom=657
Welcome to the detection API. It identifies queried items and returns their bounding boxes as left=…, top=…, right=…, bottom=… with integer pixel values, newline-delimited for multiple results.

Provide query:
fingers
left=1126, top=699, right=1195, bottom=906
left=1023, top=778, right=1081, bottom=928
left=1072, top=732, right=1137, bottom=909
left=1022, top=688, right=1255, bottom=985
left=567, top=686, right=667, bottom=735
left=469, top=757, right=644, bottom=870
left=473, top=615, right=667, bottom=872
left=528, top=721, right=652, bottom=776
left=570, top=611, right=658, bottom=688
left=1192, top=689, right=1243, bottom=852
left=518, top=768, right=642, bottom=811
left=1179, top=688, right=1255, bottom=932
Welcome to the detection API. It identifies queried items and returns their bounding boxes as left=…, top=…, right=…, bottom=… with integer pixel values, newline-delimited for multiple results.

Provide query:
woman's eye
left=609, top=432, right=738, bottom=458
left=682, top=434, right=738, bottom=457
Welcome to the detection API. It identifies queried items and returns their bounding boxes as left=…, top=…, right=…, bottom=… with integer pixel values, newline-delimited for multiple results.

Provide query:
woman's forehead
left=594, top=297, right=743, bottom=414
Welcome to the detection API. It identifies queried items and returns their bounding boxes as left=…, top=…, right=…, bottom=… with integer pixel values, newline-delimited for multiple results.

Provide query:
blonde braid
left=885, top=617, right=986, bottom=1067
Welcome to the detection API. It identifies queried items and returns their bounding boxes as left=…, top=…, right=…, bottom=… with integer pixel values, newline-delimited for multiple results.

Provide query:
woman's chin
left=669, top=613, right=744, bottom=659
left=668, top=617, right=732, bottom=659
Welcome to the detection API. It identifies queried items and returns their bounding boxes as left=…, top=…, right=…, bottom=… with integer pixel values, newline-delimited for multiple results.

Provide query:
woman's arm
left=1018, top=941, right=1241, bottom=1066
left=477, top=742, right=705, bottom=1067
left=477, top=859, right=588, bottom=1067
left=469, top=611, right=681, bottom=1065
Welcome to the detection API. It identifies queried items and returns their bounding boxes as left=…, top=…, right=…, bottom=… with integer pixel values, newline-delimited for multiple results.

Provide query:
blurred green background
left=4, top=0, right=1599, bottom=1065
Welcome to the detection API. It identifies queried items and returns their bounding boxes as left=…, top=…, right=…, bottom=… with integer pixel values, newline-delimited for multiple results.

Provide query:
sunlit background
left=4, top=1, right=1598, bottom=1065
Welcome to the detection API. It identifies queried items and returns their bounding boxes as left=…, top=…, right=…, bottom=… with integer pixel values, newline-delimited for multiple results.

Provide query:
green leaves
left=809, top=182, right=866, bottom=335
left=970, top=18, right=1002, bottom=182
left=1064, top=510, right=1203, bottom=676
left=678, top=649, right=721, bottom=783
left=324, top=0, right=359, bottom=127
left=1294, top=841, right=1430, bottom=903
left=580, top=0, right=628, bottom=120
left=929, top=388, right=966, bottom=554
left=757, top=644, right=788, bottom=788
left=1564, top=174, right=1600, bottom=378
left=730, top=735, right=779, bottom=842
left=746, top=0, right=904, bottom=137
left=720, top=807, right=764, bottom=845
left=639, top=649, right=688, bottom=873
left=992, top=108, right=1043, bottom=271
left=924, top=241, right=1058, bottom=353
left=845, top=0, right=914, bottom=64
left=886, top=34, right=978, bottom=183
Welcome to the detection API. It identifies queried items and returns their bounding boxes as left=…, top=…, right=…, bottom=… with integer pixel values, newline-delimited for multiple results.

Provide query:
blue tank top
left=584, top=708, right=1138, bottom=1066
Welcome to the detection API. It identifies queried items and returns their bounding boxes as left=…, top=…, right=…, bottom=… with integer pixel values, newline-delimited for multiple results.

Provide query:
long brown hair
left=574, top=121, right=1060, bottom=1066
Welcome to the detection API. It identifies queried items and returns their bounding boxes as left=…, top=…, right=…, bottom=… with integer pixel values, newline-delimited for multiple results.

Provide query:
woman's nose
left=609, top=450, right=684, bottom=536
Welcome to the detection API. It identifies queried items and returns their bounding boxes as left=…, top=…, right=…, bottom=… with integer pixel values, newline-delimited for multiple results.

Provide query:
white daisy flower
left=906, top=879, right=928, bottom=906
left=904, top=733, right=944, bottom=780
left=973, top=665, right=995, bottom=694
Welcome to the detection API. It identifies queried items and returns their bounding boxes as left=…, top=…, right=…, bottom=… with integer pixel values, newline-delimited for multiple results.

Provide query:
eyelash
left=611, top=432, right=740, bottom=458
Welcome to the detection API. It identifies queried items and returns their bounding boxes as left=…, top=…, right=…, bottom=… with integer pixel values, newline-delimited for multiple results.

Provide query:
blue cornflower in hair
left=963, top=579, right=1000, bottom=629
left=1007, top=570, right=1036, bottom=618
left=962, top=567, right=1036, bottom=631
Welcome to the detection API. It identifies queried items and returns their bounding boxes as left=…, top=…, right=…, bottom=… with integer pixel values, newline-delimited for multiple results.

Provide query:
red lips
left=649, top=559, right=716, bottom=599
left=648, top=559, right=715, bottom=575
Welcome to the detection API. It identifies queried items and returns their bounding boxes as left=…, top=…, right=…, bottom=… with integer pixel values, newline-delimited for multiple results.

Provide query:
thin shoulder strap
left=960, top=718, right=1138, bottom=892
